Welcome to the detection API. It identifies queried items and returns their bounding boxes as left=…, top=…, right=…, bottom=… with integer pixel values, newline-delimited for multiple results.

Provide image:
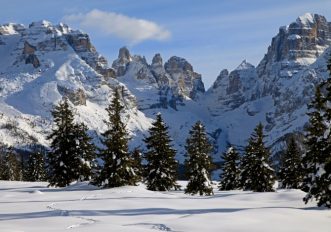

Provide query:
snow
left=287, top=34, right=301, bottom=40
left=0, top=181, right=330, bottom=232
left=297, top=13, right=315, bottom=27
left=235, top=59, right=255, bottom=71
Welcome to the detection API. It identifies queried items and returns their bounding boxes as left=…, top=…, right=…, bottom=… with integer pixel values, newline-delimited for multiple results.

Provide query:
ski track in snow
left=46, top=194, right=98, bottom=229
left=124, top=223, right=176, bottom=231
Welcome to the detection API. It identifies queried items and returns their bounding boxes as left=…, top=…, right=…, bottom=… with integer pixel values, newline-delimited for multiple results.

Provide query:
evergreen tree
left=0, top=144, right=7, bottom=179
left=144, top=113, right=179, bottom=191
left=278, top=137, right=303, bottom=189
left=218, top=146, right=241, bottom=190
left=24, top=147, right=47, bottom=182
left=73, top=123, right=96, bottom=181
left=239, top=123, right=275, bottom=192
left=302, top=86, right=326, bottom=193
left=97, top=90, right=137, bottom=188
left=316, top=56, right=331, bottom=208
left=0, top=147, right=21, bottom=181
left=184, top=121, right=213, bottom=195
left=47, top=98, right=80, bottom=187
left=303, top=56, right=331, bottom=207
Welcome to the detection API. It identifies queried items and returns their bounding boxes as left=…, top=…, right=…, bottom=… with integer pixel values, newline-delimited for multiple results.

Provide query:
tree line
left=0, top=57, right=330, bottom=208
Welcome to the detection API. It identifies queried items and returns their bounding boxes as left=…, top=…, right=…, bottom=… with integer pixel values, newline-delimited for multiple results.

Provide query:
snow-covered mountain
left=0, top=20, right=151, bottom=150
left=0, top=13, right=330, bottom=162
left=204, top=13, right=331, bottom=154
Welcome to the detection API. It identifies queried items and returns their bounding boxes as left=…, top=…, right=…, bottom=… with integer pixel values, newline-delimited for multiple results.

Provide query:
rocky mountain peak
left=261, top=13, right=331, bottom=66
left=212, top=69, right=229, bottom=89
left=165, top=56, right=193, bottom=73
left=256, top=13, right=331, bottom=97
left=112, top=47, right=132, bottom=76
left=0, top=23, right=24, bottom=35
left=236, top=59, right=255, bottom=70
left=164, top=56, right=205, bottom=100
left=28, top=20, right=52, bottom=29
left=118, top=46, right=131, bottom=61
left=295, top=13, right=326, bottom=28
left=152, top=53, right=163, bottom=67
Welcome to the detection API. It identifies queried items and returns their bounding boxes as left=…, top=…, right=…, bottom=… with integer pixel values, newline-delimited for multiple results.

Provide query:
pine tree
left=184, top=121, right=213, bottom=195
left=97, top=90, right=137, bottom=188
left=47, top=98, right=80, bottom=187
left=302, top=86, right=326, bottom=192
left=0, top=147, right=21, bottom=181
left=24, top=147, right=47, bottom=182
left=278, top=137, right=303, bottom=189
left=316, top=56, right=331, bottom=208
left=240, top=123, right=275, bottom=192
left=144, top=113, right=179, bottom=191
left=73, top=123, right=96, bottom=181
left=218, top=146, right=241, bottom=190
left=0, top=144, right=7, bottom=179
left=303, top=56, right=331, bottom=207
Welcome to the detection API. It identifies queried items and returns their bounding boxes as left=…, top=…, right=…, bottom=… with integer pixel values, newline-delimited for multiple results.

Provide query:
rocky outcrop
left=25, top=54, right=40, bottom=68
left=257, top=13, right=331, bottom=96
left=151, top=53, right=169, bottom=86
left=22, top=41, right=40, bottom=68
left=66, top=33, right=95, bottom=53
left=23, top=41, right=36, bottom=55
left=0, top=21, right=116, bottom=79
left=165, top=56, right=205, bottom=100
left=113, top=48, right=205, bottom=111
left=206, top=60, right=258, bottom=112
left=112, top=47, right=132, bottom=77
left=57, top=86, right=86, bottom=106
left=65, top=33, right=116, bottom=79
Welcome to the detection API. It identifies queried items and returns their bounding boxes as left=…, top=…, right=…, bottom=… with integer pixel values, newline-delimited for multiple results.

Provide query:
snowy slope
left=0, top=21, right=152, bottom=150
left=0, top=181, right=330, bottom=232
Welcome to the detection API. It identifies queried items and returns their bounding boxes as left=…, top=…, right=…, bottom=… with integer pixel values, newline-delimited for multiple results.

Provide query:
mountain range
left=0, top=13, right=330, bottom=162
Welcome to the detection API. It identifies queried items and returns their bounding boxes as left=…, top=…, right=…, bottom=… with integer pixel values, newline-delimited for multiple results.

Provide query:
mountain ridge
left=0, top=13, right=330, bottom=162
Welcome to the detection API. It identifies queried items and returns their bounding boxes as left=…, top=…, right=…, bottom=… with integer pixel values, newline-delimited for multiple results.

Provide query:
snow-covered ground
left=0, top=181, right=330, bottom=232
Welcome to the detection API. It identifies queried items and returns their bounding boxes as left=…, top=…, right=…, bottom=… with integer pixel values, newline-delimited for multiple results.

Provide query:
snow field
left=0, top=181, right=330, bottom=232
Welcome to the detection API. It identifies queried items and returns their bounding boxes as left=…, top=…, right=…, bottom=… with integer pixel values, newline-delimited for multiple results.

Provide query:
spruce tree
left=24, top=147, right=47, bottom=182
left=240, top=123, right=275, bottom=192
left=97, top=90, right=137, bottom=188
left=316, top=56, right=331, bottom=208
left=144, top=113, right=179, bottom=191
left=218, top=146, right=241, bottom=190
left=303, top=56, right=331, bottom=207
left=0, top=144, right=7, bottom=179
left=47, top=98, right=80, bottom=187
left=278, top=137, right=303, bottom=189
left=302, top=86, right=326, bottom=191
left=0, top=147, right=21, bottom=181
left=184, top=121, right=213, bottom=195
left=73, top=123, right=96, bottom=181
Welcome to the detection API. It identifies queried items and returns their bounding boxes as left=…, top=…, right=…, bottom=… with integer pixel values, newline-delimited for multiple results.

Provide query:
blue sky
left=1, top=0, right=330, bottom=88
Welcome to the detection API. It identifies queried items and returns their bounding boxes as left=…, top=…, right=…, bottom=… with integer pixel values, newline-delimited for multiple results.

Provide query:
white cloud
left=62, top=9, right=171, bottom=44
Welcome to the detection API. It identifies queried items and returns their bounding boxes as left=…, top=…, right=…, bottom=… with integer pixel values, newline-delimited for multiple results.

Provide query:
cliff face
left=257, top=13, right=331, bottom=96
left=112, top=47, right=205, bottom=111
